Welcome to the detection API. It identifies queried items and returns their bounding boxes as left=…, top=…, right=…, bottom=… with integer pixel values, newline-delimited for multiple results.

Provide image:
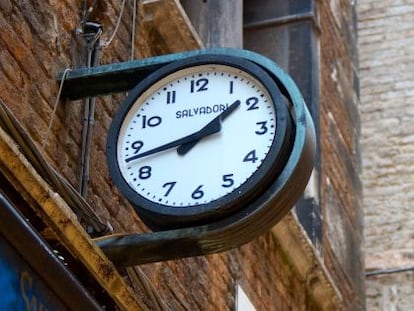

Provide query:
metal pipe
left=79, top=23, right=102, bottom=199
left=244, top=11, right=320, bottom=34
left=244, top=11, right=314, bottom=29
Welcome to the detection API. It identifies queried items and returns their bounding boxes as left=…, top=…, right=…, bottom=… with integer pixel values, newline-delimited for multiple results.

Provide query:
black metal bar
left=58, top=48, right=299, bottom=100
left=244, top=11, right=316, bottom=30
left=58, top=54, right=177, bottom=100
left=0, top=191, right=102, bottom=311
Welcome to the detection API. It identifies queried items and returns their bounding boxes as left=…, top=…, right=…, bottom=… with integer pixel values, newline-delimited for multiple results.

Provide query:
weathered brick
left=320, top=1, right=364, bottom=308
left=0, top=0, right=12, bottom=14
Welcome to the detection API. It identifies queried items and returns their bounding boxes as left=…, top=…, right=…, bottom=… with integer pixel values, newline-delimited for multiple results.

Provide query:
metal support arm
left=58, top=48, right=316, bottom=266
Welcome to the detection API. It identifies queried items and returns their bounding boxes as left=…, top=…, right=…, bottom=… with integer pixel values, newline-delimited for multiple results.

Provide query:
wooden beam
left=0, top=125, right=146, bottom=311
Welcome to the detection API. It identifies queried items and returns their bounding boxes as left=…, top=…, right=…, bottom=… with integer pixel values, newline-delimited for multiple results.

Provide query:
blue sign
left=0, top=236, right=67, bottom=311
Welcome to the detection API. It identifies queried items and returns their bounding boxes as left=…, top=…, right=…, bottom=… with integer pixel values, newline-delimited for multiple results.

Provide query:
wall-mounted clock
left=106, top=54, right=293, bottom=230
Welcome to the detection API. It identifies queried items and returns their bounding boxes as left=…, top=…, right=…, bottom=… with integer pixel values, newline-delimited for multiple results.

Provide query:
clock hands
left=124, top=100, right=240, bottom=163
left=125, top=115, right=221, bottom=163
left=177, top=99, right=240, bottom=155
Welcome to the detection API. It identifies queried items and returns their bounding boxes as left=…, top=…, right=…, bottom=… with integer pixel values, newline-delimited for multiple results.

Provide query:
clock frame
left=106, top=54, right=294, bottom=230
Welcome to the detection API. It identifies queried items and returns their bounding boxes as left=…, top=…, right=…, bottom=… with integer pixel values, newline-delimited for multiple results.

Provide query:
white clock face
left=115, top=64, right=278, bottom=208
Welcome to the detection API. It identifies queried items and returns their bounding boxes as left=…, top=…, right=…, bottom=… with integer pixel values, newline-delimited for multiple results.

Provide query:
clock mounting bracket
left=57, top=48, right=316, bottom=266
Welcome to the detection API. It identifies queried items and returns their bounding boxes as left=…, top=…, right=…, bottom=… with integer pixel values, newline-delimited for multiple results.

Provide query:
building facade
left=358, top=0, right=414, bottom=309
left=0, top=0, right=363, bottom=309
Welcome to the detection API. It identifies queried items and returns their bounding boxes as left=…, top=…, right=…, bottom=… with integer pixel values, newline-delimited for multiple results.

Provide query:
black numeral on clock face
left=166, top=91, right=176, bottom=104
left=142, top=115, right=162, bottom=128
left=191, top=185, right=204, bottom=199
left=243, top=150, right=258, bottom=163
left=131, top=141, right=143, bottom=154
left=255, top=121, right=268, bottom=135
left=222, top=174, right=234, bottom=188
left=190, top=78, right=209, bottom=93
left=162, top=181, right=176, bottom=197
left=246, top=97, right=259, bottom=111
left=138, top=166, right=152, bottom=179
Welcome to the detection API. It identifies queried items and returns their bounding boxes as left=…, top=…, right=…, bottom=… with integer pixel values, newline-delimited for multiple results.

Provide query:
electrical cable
left=101, top=0, right=127, bottom=47
left=131, top=0, right=137, bottom=60
left=366, top=266, right=414, bottom=277
left=42, top=68, right=71, bottom=150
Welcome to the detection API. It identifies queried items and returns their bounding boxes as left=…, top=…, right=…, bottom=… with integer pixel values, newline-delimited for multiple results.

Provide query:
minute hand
left=124, top=100, right=240, bottom=163
left=177, top=99, right=240, bottom=155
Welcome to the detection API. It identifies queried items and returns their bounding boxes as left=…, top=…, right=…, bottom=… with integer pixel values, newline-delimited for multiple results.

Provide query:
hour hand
left=177, top=100, right=240, bottom=155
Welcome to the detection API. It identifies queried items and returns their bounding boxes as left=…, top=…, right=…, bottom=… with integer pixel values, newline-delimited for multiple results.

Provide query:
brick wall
left=358, top=0, right=414, bottom=309
left=320, top=1, right=365, bottom=309
left=1, top=0, right=362, bottom=309
left=244, top=1, right=365, bottom=307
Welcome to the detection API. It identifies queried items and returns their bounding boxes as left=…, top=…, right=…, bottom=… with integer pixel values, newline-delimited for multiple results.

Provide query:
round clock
left=107, top=54, right=293, bottom=230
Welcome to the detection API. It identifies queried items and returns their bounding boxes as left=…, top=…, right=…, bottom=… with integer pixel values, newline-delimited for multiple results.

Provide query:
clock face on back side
left=106, top=55, right=293, bottom=230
